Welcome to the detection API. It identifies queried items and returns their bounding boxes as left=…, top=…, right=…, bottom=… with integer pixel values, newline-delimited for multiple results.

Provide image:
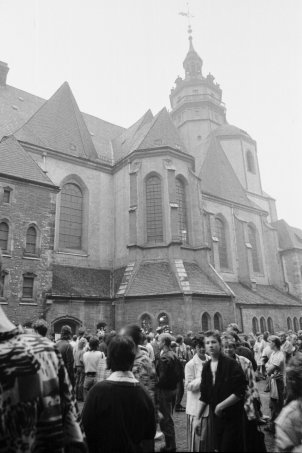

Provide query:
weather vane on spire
left=179, top=1, right=194, bottom=38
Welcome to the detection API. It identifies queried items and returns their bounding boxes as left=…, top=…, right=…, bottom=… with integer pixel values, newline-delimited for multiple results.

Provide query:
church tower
left=170, top=25, right=226, bottom=153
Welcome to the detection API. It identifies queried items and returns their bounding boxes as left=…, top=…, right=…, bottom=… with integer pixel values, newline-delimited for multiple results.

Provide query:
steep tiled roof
left=14, top=82, right=99, bottom=160
left=52, top=265, right=111, bottom=298
left=199, top=135, right=257, bottom=208
left=137, top=108, right=187, bottom=153
left=183, top=262, right=227, bottom=295
left=228, top=282, right=301, bottom=306
left=0, top=84, right=125, bottom=161
left=212, top=123, right=252, bottom=139
left=0, top=135, right=55, bottom=186
left=126, top=261, right=181, bottom=297
left=272, top=219, right=302, bottom=250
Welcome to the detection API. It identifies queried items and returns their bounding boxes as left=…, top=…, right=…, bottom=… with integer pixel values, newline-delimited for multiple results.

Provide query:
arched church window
left=0, top=222, right=9, bottom=251
left=25, top=226, right=37, bottom=254
left=146, top=175, right=163, bottom=243
left=248, top=224, right=261, bottom=273
left=59, top=183, right=83, bottom=249
left=213, top=312, right=223, bottom=331
left=267, top=317, right=274, bottom=334
left=176, top=177, right=188, bottom=244
left=293, top=317, right=299, bottom=332
left=215, top=217, right=228, bottom=269
left=260, top=317, right=266, bottom=333
left=157, top=312, right=170, bottom=332
left=287, top=317, right=293, bottom=331
left=246, top=150, right=256, bottom=174
left=201, top=312, right=211, bottom=331
left=140, top=314, right=153, bottom=334
left=252, top=317, right=259, bottom=334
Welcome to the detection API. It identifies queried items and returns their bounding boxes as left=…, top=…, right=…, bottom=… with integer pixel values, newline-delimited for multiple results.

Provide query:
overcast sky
left=1, top=0, right=301, bottom=228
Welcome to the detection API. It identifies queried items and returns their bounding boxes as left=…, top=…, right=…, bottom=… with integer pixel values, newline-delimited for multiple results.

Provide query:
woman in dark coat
left=195, top=330, right=247, bottom=452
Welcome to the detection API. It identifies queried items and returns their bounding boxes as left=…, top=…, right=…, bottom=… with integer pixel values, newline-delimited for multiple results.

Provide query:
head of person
left=107, top=335, right=136, bottom=372
left=120, top=324, right=143, bottom=350
left=146, top=334, right=153, bottom=343
left=187, top=331, right=193, bottom=338
left=158, top=332, right=174, bottom=351
left=60, top=325, right=72, bottom=340
left=78, top=326, right=85, bottom=338
left=226, top=323, right=240, bottom=334
left=221, top=335, right=237, bottom=359
left=263, top=331, right=270, bottom=342
left=32, top=319, right=48, bottom=337
left=171, top=341, right=177, bottom=352
left=191, top=334, right=206, bottom=360
left=226, top=330, right=241, bottom=347
left=204, top=330, right=222, bottom=357
left=269, top=335, right=281, bottom=351
left=72, top=335, right=77, bottom=342
left=176, top=335, right=183, bottom=345
left=78, top=337, right=87, bottom=350
left=279, top=331, right=286, bottom=343
left=257, top=334, right=263, bottom=342
left=286, top=353, right=302, bottom=401
left=89, top=336, right=100, bottom=351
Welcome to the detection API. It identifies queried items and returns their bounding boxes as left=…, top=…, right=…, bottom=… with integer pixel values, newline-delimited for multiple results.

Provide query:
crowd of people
left=1, top=305, right=302, bottom=452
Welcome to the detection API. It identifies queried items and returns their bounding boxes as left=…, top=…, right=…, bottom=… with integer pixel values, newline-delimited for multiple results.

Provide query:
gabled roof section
left=137, top=108, right=187, bottom=153
left=126, top=261, right=181, bottom=297
left=228, top=282, right=302, bottom=306
left=199, top=135, right=256, bottom=208
left=14, top=82, right=98, bottom=160
left=112, top=110, right=154, bottom=162
left=272, top=219, right=302, bottom=250
left=0, top=84, right=125, bottom=162
left=52, top=265, right=111, bottom=298
left=183, top=262, right=227, bottom=295
left=0, top=135, right=55, bottom=187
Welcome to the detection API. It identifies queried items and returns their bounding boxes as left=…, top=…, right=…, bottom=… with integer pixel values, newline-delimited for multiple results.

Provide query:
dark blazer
left=200, top=354, right=247, bottom=419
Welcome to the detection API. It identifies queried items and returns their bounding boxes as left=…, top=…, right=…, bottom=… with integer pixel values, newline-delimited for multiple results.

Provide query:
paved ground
left=78, top=379, right=275, bottom=452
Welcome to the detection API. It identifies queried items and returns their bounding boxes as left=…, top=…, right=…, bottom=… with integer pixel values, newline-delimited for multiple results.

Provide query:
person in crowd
left=175, top=335, right=187, bottom=412
left=156, top=332, right=182, bottom=452
left=226, top=323, right=240, bottom=334
left=152, top=333, right=161, bottom=366
left=98, top=329, right=108, bottom=355
left=280, top=331, right=294, bottom=364
left=275, top=353, right=302, bottom=452
left=195, top=330, right=247, bottom=452
left=82, top=335, right=156, bottom=453
left=32, top=318, right=49, bottom=337
left=56, top=324, right=75, bottom=387
left=184, top=330, right=194, bottom=347
left=228, top=331, right=257, bottom=371
left=83, top=336, right=106, bottom=400
left=171, top=340, right=177, bottom=353
left=74, top=337, right=87, bottom=402
left=185, top=334, right=210, bottom=452
left=265, top=335, right=285, bottom=434
left=145, top=333, right=155, bottom=362
left=254, top=333, right=264, bottom=379
left=0, top=306, right=85, bottom=452
left=221, top=335, right=264, bottom=451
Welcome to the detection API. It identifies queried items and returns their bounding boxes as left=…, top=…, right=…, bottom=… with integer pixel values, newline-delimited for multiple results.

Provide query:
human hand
left=214, top=403, right=224, bottom=417
left=193, top=418, right=201, bottom=436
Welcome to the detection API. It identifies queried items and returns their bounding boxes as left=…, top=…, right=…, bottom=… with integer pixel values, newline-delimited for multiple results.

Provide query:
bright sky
left=1, top=0, right=302, bottom=228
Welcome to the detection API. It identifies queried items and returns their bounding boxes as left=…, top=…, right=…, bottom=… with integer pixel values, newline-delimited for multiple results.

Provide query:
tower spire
left=179, top=2, right=202, bottom=79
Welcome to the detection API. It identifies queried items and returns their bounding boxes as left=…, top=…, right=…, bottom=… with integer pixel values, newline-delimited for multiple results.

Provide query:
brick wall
left=0, top=177, right=56, bottom=325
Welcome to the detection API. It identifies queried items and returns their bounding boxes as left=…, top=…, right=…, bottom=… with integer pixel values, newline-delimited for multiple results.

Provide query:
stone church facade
left=0, top=37, right=301, bottom=335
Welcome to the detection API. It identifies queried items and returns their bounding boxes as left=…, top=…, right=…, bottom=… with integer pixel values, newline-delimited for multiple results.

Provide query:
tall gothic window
left=248, top=224, right=260, bottom=273
left=201, top=312, right=211, bottom=331
left=0, top=222, right=9, bottom=251
left=59, top=183, right=83, bottom=249
left=246, top=150, right=256, bottom=173
left=287, top=317, right=293, bottom=331
left=267, top=317, right=274, bottom=334
left=213, top=312, right=223, bottom=331
left=25, top=226, right=37, bottom=254
left=260, top=317, right=266, bottom=333
left=176, top=178, right=188, bottom=244
left=215, top=217, right=228, bottom=269
left=146, top=175, right=163, bottom=243
left=252, top=317, right=259, bottom=334
left=293, top=317, right=299, bottom=332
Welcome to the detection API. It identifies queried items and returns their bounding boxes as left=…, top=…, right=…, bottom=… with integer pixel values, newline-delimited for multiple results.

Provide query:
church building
left=0, top=32, right=301, bottom=335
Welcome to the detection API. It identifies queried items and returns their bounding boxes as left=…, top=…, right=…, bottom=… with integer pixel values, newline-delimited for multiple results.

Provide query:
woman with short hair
left=82, top=335, right=156, bottom=453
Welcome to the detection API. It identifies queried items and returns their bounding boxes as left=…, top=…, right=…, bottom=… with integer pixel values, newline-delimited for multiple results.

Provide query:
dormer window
left=246, top=150, right=256, bottom=174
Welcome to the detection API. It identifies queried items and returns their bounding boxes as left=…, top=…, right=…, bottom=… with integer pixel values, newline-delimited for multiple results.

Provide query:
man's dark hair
left=226, top=331, right=240, bottom=344
left=107, top=335, right=136, bottom=372
left=32, top=319, right=48, bottom=337
left=122, top=324, right=143, bottom=346
left=158, top=333, right=173, bottom=347
left=205, top=330, right=222, bottom=344
left=269, top=335, right=281, bottom=349
left=89, top=336, right=100, bottom=351
left=176, top=335, right=183, bottom=344
left=191, top=334, right=205, bottom=349
left=60, top=325, right=72, bottom=340
left=263, top=331, right=269, bottom=341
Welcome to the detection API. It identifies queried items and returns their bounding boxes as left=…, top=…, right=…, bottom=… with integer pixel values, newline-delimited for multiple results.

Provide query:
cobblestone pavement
left=78, top=379, right=275, bottom=452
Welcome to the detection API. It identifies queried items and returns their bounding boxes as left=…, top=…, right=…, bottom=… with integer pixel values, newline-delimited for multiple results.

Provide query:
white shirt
left=185, top=353, right=210, bottom=417
left=83, top=350, right=105, bottom=373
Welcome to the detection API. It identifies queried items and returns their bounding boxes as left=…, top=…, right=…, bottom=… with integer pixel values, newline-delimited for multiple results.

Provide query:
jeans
left=159, top=388, right=177, bottom=451
left=175, top=379, right=184, bottom=407
left=75, top=366, right=85, bottom=402
left=83, top=374, right=97, bottom=401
